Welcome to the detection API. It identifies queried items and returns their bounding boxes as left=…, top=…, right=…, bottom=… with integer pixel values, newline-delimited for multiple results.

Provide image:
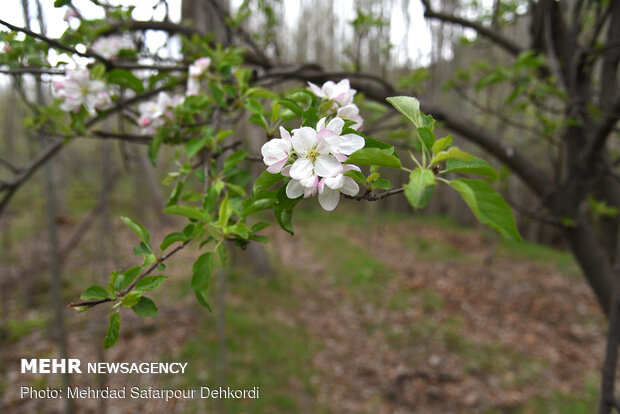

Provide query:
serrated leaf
left=253, top=171, right=283, bottom=196
left=135, top=275, right=168, bottom=291
left=344, top=170, right=366, bottom=185
left=417, top=127, right=434, bottom=151
left=386, top=96, right=435, bottom=129
left=450, top=178, right=522, bottom=242
left=120, top=216, right=149, bottom=243
left=103, top=313, right=121, bottom=349
left=131, top=296, right=158, bottom=317
left=404, top=168, right=435, bottom=209
left=121, top=291, right=142, bottom=307
left=191, top=252, right=213, bottom=291
left=346, top=148, right=402, bottom=169
left=80, top=285, right=109, bottom=301
left=223, top=150, right=248, bottom=170
left=431, top=147, right=474, bottom=165
left=160, top=232, right=187, bottom=250
left=443, top=158, right=498, bottom=180
left=163, top=205, right=210, bottom=222
left=107, top=69, right=144, bottom=93
left=432, top=135, right=453, bottom=154
left=185, top=137, right=206, bottom=158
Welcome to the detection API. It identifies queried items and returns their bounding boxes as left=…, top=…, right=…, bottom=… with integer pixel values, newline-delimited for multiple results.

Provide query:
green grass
left=500, top=239, right=580, bottom=278
left=166, top=269, right=326, bottom=414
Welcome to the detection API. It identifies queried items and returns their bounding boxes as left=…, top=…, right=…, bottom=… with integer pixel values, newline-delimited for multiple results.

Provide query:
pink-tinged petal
left=278, top=126, right=292, bottom=142
left=267, top=158, right=287, bottom=173
left=334, top=152, right=348, bottom=162
left=291, top=127, right=317, bottom=154
left=340, top=176, right=359, bottom=196
left=308, top=82, right=325, bottom=98
left=316, top=135, right=333, bottom=155
left=314, top=155, right=342, bottom=177
left=337, top=104, right=359, bottom=119
left=290, top=158, right=314, bottom=180
left=325, top=174, right=344, bottom=190
left=316, top=117, right=326, bottom=132
left=139, top=116, right=152, bottom=127
left=318, top=187, right=340, bottom=211
left=321, top=81, right=337, bottom=98
left=286, top=179, right=305, bottom=199
left=326, top=117, right=344, bottom=135
left=281, top=165, right=291, bottom=177
left=261, top=139, right=291, bottom=161
left=342, top=164, right=361, bottom=173
left=338, top=133, right=365, bottom=155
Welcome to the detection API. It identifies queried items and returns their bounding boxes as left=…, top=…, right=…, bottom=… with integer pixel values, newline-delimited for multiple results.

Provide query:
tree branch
left=419, top=0, right=523, bottom=56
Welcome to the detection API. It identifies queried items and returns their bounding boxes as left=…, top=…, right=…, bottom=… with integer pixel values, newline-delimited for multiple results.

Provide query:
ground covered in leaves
left=0, top=210, right=608, bottom=413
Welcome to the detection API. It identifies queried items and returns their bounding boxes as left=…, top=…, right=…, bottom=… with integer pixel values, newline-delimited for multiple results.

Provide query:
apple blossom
left=138, top=92, right=184, bottom=134
left=261, top=127, right=292, bottom=173
left=337, top=104, right=364, bottom=130
left=189, top=57, right=211, bottom=77
left=289, top=126, right=342, bottom=181
left=308, top=79, right=356, bottom=107
left=317, top=164, right=361, bottom=211
left=91, top=35, right=134, bottom=60
left=186, top=57, right=211, bottom=95
left=316, top=117, right=365, bottom=162
left=55, top=68, right=110, bottom=113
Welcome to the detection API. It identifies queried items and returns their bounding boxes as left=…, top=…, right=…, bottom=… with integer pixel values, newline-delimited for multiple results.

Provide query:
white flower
left=63, top=8, right=78, bottom=22
left=308, top=79, right=356, bottom=107
left=91, top=35, right=134, bottom=60
left=289, top=126, right=342, bottom=181
left=138, top=92, right=183, bottom=134
left=337, top=104, right=364, bottom=130
left=317, top=164, right=361, bottom=211
left=261, top=127, right=292, bottom=174
left=189, top=57, right=211, bottom=77
left=316, top=117, right=365, bottom=162
left=186, top=57, right=211, bottom=95
left=55, top=68, right=109, bottom=113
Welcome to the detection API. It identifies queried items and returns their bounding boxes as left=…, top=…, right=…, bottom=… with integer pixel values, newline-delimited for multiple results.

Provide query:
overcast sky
left=2, top=0, right=439, bottom=66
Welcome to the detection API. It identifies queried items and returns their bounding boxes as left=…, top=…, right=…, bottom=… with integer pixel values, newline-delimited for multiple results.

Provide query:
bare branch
left=419, top=0, right=523, bottom=56
left=345, top=188, right=404, bottom=201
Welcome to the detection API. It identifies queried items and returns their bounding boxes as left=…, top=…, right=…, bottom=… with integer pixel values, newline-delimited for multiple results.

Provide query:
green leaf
left=417, top=127, right=434, bottom=151
left=103, top=313, right=121, bottom=349
left=191, top=252, right=213, bottom=291
left=249, top=113, right=268, bottom=130
left=133, top=241, right=152, bottom=256
left=276, top=98, right=303, bottom=116
left=132, top=296, right=158, bottom=317
left=443, top=158, right=498, bottom=180
left=217, top=197, right=232, bottom=227
left=185, top=137, right=206, bottom=158
left=121, top=291, right=142, bottom=307
left=344, top=169, right=366, bottom=185
left=253, top=171, right=283, bottom=196
left=430, top=147, right=474, bottom=165
left=107, top=69, right=144, bottom=93
left=120, top=216, right=149, bottom=243
left=432, top=135, right=452, bottom=154
left=223, top=150, right=248, bottom=170
left=115, top=266, right=142, bottom=291
left=404, top=168, right=435, bottom=209
left=160, top=232, right=187, bottom=250
left=372, top=178, right=392, bottom=190
left=148, top=128, right=167, bottom=165
left=450, top=178, right=522, bottom=242
left=80, top=285, right=109, bottom=301
left=163, top=205, right=210, bottom=222
left=166, top=181, right=184, bottom=207
left=346, top=148, right=402, bottom=169
left=135, top=275, right=168, bottom=292
left=386, top=96, right=435, bottom=129
left=54, top=0, right=71, bottom=7
left=251, top=222, right=271, bottom=232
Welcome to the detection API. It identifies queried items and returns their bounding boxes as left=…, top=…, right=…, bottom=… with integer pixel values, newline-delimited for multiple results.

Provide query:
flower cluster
left=54, top=68, right=111, bottom=113
left=308, top=79, right=363, bottom=130
left=91, top=35, right=134, bottom=60
left=187, top=57, right=211, bottom=96
left=138, top=92, right=185, bottom=134
left=261, top=116, right=364, bottom=211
